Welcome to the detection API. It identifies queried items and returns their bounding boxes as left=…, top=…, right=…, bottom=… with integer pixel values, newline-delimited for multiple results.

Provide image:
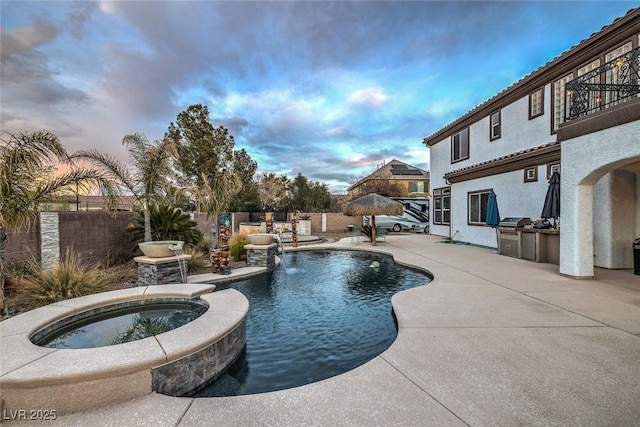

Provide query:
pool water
left=35, top=301, right=208, bottom=349
left=193, top=250, right=431, bottom=397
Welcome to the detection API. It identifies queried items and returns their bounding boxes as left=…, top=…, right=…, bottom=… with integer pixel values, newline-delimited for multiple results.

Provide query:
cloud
left=0, top=19, right=59, bottom=57
left=348, top=87, right=389, bottom=109
left=1, top=0, right=634, bottom=193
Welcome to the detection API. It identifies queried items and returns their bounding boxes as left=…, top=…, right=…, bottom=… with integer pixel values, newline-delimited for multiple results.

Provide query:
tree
left=288, top=173, right=331, bottom=212
left=288, top=173, right=311, bottom=212
left=166, top=104, right=234, bottom=187
left=0, top=130, right=119, bottom=315
left=165, top=104, right=242, bottom=214
left=229, top=148, right=260, bottom=212
left=73, top=133, right=176, bottom=242
left=258, top=173, right=290, bottom=212
left=308, top=181, right=332, bottom=211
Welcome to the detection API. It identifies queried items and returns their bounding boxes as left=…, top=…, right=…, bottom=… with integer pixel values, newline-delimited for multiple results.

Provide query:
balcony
left=565, top=46, right=640, bottom=121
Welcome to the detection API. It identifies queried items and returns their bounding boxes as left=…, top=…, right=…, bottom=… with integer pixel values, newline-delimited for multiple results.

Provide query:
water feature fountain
left=136, top=241, right=191, bottom=285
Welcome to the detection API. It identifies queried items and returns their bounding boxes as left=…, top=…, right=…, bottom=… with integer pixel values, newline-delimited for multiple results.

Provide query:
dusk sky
left=1, top=1, right=637, bottom=193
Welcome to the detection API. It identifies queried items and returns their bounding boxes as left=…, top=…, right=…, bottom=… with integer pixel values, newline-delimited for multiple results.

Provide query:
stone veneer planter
left=246, top=242, right=279, bottom=271
left=135, top=254, right=192, bottom=286
left=0, top=284, right=248, bottom=415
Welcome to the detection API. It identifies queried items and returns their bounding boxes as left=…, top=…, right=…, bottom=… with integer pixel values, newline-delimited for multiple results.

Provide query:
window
left=547, top=163, right=560, bottom=179
left=433, top=187, right=450, bottom=225
left=524, top=167, right=538, bottom=183
left=408, top=181, right=425, bottom=193
left=576, top=59, right=602, bottom=115
left=451, top=128, right=469, bottom=163
left=490, top=110, right=501, bottom=140
left=529, top=87, right=544, bottom=119
left=468, top=189, right=491, bottom=225
left=605, top=41, right=633, bottom=107
left=553, top=74, right=573, bottom=132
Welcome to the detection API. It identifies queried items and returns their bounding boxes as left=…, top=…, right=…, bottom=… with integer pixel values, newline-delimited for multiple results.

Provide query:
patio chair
left=376, top=226, right=386, bottom=243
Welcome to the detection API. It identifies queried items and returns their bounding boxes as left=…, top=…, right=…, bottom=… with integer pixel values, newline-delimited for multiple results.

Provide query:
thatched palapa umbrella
left=342, top=193, right=403, bottom=246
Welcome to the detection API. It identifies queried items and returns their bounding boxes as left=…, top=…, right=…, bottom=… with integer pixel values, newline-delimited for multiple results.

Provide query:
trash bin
left=634, top=238, right=640, bottom=275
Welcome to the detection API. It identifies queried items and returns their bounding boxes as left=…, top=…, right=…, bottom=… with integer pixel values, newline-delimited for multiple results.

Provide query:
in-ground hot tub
left=32, top=299, right=210, bottom=349
left=0, top=284, right=248, bottom=415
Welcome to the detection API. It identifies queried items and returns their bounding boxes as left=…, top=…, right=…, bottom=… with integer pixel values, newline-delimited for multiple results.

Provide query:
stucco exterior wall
left=446, top=167, right=551, bottom=247
left=560, top=120, right=640, bottom=277
left=469, top=87, right=555, bottom=166
left=445, top=86, right=556, bottom=173
left=637, top=176, right=640, bottom=237
left=428, top=86, right=557, bottom=244
left=592, top=170, right=637, bottom=269
left=428, top=134, right=451, bottom=238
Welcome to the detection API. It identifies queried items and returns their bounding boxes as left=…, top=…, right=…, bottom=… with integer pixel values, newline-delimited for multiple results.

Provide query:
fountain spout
left=169, top=241, right=187, bottom=283
left=169, top=241, right=184, bottom=251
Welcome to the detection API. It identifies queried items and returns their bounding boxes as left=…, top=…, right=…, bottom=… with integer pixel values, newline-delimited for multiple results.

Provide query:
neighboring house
left=347, top=159, right=430, bottom=199
left=423, top=8, right=640, bottom=279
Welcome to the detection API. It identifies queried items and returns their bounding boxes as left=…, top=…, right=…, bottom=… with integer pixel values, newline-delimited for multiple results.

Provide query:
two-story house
left=347, top=159, right=430, bottom=199
left=423, top=8, right=639, bottom=279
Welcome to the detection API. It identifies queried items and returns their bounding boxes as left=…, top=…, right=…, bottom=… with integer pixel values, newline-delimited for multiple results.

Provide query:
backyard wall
left=298, top=212, right=363, bottom=232
left=3, top=211, right=360, bottom=267
left=4, top=212, right=136, bottom=267
left=4, top=222, right=40, bottom=266
left=56, top=211, right=137, bottom=266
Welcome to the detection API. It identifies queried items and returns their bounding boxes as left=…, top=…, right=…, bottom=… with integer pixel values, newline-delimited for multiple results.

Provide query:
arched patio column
left=559, top=183, right=594, bottom=278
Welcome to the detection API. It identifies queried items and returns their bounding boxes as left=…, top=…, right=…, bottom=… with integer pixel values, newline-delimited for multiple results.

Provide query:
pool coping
left=0, top=284, right=249, bottom=415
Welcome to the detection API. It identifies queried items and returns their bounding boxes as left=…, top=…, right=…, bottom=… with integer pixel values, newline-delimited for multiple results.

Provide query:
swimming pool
left=193, top=249, right=431, bottom=397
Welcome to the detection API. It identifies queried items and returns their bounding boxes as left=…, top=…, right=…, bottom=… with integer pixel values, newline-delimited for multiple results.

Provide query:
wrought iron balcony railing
left=565, top=46, right=640, bottom=121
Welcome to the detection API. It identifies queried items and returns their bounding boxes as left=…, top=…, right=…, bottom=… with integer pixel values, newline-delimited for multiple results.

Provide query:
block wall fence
left=4, top=211, right=361, bottom=266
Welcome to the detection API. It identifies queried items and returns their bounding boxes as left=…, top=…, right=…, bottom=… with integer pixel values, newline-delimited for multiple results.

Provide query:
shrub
left=229, top=231, right=249, bottom=261
left=196, top=236, right=211, bottom=254
left=13, top=251, right=134, bottom=311
left=128, top=204, right=203, bottom=248
left=185, top=246, right=209, bottom=273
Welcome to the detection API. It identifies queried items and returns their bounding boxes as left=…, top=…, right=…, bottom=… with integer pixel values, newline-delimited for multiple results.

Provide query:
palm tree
left=192, top=170, right=241, bottom=215
left=258, top=173, right=290, bottom=211
left=0, top=130, right=120, bottom=315
left=73, top=133, right=177, bottom=242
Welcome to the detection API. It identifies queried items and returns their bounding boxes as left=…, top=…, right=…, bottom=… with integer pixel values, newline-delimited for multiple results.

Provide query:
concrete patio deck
left=8, top=234, right=640, bottom=426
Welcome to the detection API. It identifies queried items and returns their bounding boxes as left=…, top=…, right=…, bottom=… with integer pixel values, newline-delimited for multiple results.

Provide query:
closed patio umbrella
left=485, top=190, right=501, bottom=228
left=485, top=190, right=501, bottom=250
left=342, top=193, right=403, bottom=246
left=541, top=171, right=560, bottom=228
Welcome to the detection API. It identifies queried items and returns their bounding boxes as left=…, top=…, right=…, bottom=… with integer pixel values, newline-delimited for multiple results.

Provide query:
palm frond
left=71, top=149, right=136, bottom=195
left=122, top=133, right=151, bottom=169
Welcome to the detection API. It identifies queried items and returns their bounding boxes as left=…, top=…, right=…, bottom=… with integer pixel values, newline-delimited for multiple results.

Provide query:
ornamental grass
left=12, top=251, right=135, bottom=311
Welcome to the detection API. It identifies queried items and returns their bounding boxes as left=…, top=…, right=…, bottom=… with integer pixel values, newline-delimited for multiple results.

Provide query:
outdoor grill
left=497, top=217, right=532, bottom=258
